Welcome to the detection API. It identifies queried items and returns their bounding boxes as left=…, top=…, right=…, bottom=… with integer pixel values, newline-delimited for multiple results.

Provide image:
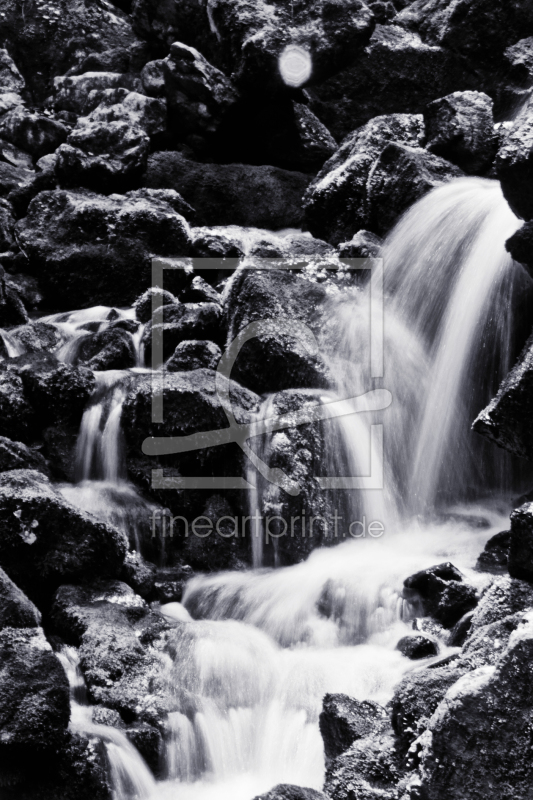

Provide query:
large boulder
left=0, top=48, right=25, bottom=94
left=0, top=264, right=28, bottom=327
left=508, top=503, right=533, bottom=582
left=166, top=339, right=222, bottom=372
left=0, top=436, right=50, bottom=476
left=496, top=95, right=533, bottom=220
left=78, top=89, right=167, bottom=138
left=403, top=562, right=478, bottom=628
left=0, top=371, right=35, bottom=442
left=144, top=151, right=311, bottom=229
left=324, top=728, right=403, bottom=800
left=468, top=575, right=533, bottom=629
left=142, top=301, right=225, bottom=366
left=506, top=220, right=533, bottom=274
left=0, top=470, right=128, bottom=602
left=53, top=72, right=142, bottom=115
left=319, top=694, right=389, bottom=762
left=0, top=566, right=40, bottom=628
left=0, top=106, right=68, bottom=159
left=76, top=328, right=136, bottom=371
left=419, top=612, right=533, bottom=799
left=303, top=113, right=425, bottom=244
left=16, top=188, right=193, bottom=309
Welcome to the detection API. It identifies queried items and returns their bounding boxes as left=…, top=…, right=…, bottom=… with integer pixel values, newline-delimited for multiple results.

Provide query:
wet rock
left=309, top=24, right=477, bottom=141
left=166, top=339, right=222, bottom=372
left=391, top=663, right=467, bottom=752
left=404, top=562, right=478, bottom=628
left=508, top=503, right=533, bottom=582
left=252, top=786, right=329, bottom=800
left=506, top=220, right=533, bottom=274
left=225, top=268, right=329, bottom=394
left=473, top=331, right=533, bottom=456
left=134, top=287, right=182, bottom=324
left=77, top=327, right=136, bottom=371
left=181, top=275, right=222, bottom=305
left=120, top=551, right=156, bottom=599
left=0, top=626, right=70, bottom=749
left=0, top=436, right=49, bottom=476
left=303, top=113, right=425, bottom=244
left=424, top=91, right=498, bottom=174
left=16, top=189, right=192, bottom=308
left=448, top=610, right=474, bottom=647
left=54, top=72, right=141, bottom=114
left=366, top=142, right=464, bottom=235
left=319, top=693, right=389, bottom=762
left=8, top=321, right=61, bottom=354
left=0, top=48, right=25, bottom=94
left=496, top=96, right=533, bottom=220
left=324, top=728, right=403, bottom=800
left=457, top=611, right=525, bottom=670
left=144, top=151, right=311, bottom=229
left=0, top=372, right=35, bottom=442
left=396, top=634, right=438, bottom=659
left=143, top=302, right=225, bottom=366
left=0, top=264, right=28, bottom=326
left=56, top=119, right=150, bottom=194
left=0, top=565, right=41, bottom=628
left=0, top=0, right=142, bottom=102
left=162, top=42, right=240, bottom=145
left=338, top=230, right=382, bottom=260
left=183, top=494, right=249, bottom=572
left=191, top=226, right=245, bottom=260
left=0, top=107, right=68, bottom=159
left=419, top=612, right=533, bottom=799
left=126, top=723, right=162, bottom=775
left=0, top=159, right=34, bottom=196
left=154, top=564, right=194, bottom=604
left=81, top=89, right=167, bottom=138
left=476, top=530, right=511, bottom=574
left=469, top=575, right=533, bottom=629
left=0, top=470, right=128, bottom=602
left=7, top=154, right=56, bottom=216
left=51, top=581, right=174, bottom=725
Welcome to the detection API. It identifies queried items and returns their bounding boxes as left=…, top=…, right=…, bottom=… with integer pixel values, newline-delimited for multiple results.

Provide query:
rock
left=80, top=89, right=167, bottom=137
left=324, top=728, right=403, bottom=800
left=8, top=321, right=62, bottom=354
left=51, top=581, right=173, bottom=725
left=506, top=220, right=533, bottom=274
left=0, top=0, right=142, bottom=102
left=424, top=90, right=498, bottom=174
left=0, top=371, right=35, bottom=442
left=308, top=24, right=477, bottom=142
left=54, top=72, right=141, bottom=114
left=469, top=575, right=533, bottom=629
left=162, top=42, right=240, bottom=145
left=419, top=612, right=533, bottom=799
left=396, top=634, right=438, bottom=659
left=0, top=200, right=16, bottom=251
left=141, top=60, right=166, bottom=97
left=16, top=189, right=192, bottom=309
left=0, top=138, right=33, bottom=170
left=0, top=436, right=49, bottom=476
left=0, top=160, right=34, bottom=196
left=303, top=113, right=425, bottom=244
left=131, top=0, right=221, bottom=63
left=134, top=287, right=182, bottom=324
left=144, top=151, right=311, bottom=229
left=120, top=551, right=156, bottom=599
left=319, top=693, right=389, bottom=762
left=191, top=226, right=245, bottom=259
left=7, top=155, right=55, bottom=216
left=509, top=503, right=533, bottom=582
left=0, top=626, right=70, bottom=750
left=166, top=340, right=222, bottom=372
left=56, top=120, right=150, bottom=194
left=391, top=663, right=467, bottom=752
left=366, top=142, right=464, bottom=235
left=395, top=0, right=533, bottom=67
left=476, top=530, right=511, bottom=573
left=473, top=331, right=533, bottom=457
left=0, top=470, right=128, bottom=602
left=0, top=566, right=41, bottom=628
left=0, top=107, right=68, bottom=159
left=496, top=96, right=533, bottom=220
left=76, top=328, right=136, bottom=371
left=181, top=275, right=222, bottom=305
left=448, top=610, right=474, bottom=647
left=125, top=723, right=162, bottom=775
left=457, top=611, right=526, bottom=670
left=206, top=0, right=375, bottom=91
left=0, top=48, right=25, bottom=94
left=338, top=230, right=382, bottom=259
left=404, top=562, right=478, bottom=628
left=224, top=268, right=329, bottom=395
left=153, top=564, right=193, bottom=604
left=0, top=264, right=28, bottom=327
left=6, top=352, right=95, bottom=426
left=142, top=302, right=225, bottom=366
left=252, top=786, right=329, bottom=800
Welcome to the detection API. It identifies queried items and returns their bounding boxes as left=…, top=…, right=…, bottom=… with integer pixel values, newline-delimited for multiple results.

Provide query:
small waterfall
left=58, top=646, right=156, bottom=800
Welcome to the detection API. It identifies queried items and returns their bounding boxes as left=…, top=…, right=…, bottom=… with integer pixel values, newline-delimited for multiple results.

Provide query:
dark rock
left=0, top=436, right=49, bottom=476
left=9, top=321, right=61, bottom=354
left=0, top=199, right=15, bottom=250
left=308, top=24, right=476, bottom=141
left=395, top=634, right=438, bottom=659
left=469, top=575, right=533, bottom=629
left=0, top=160, right=34, bottom=196
left=0, top=565, right=41, bottom=628
left=125, top=723, right=162, bottom=775
left=182, top=494, right=249, bottom=572
left=0, top=48, right=25, bottom=94
left=54, top=72, right=141, bottom=114
left=319, top=693, right=389, bottom=762
left=181, top=276, right=222, bottom=305
left=0, top=626, right=70, bottom=750
left=120, top=551, right=156, bottom=599
left=252, top=786, right=329, bottom=800
left=366, top=142, right=464, bottom=235
left=154, top=564, right=193, bottom=604
left=81, top=89, right=167, bottom=137
left=496, top=96, right=533, bottom=220
left=225, top=268, right=329, bottom=395
left=324, top=728, right=403, bottom=800
left=0, top=138, right=34, bottom=170
left=144, top=151, right=311, bottom=229
left=131, top=0, right=221, bottom=64
left=391, top=663, right=468, bottom=751
left=191, top=226, right=246, bottom=260
left=509, top=503, right=533, bottom=582
left=0, top=470, right=128, bottom=602
left=166, top=340, right=222, bottom=372
left=476, top=530, right=511, bottom=573
left=457, top=611, right=526, bottom=670
left=142, top=302, right=225, bottom=366
left=134, top=287, right=182, bottom=324
left=7, top=155, right=56, bottom=216
left=448, top=610, right=474, bottom=647
left=0, top=371, right=35, bottom=442
left=0, top=107, right=68, bottom=159
left=56, top=120, right=150, bottom=194
left=404, top=562, right=478, bottom=628
left=141, top=60, right=166, bottom=97
left=338, top=230, right=382, bottom=259
left=506, top=221, right=533, bottom=274
left=303, top=112, right=425, bottom=244
left=16, top=189, right=192, bottom=309
left=424, top=90, right=498, bottom=174
left=0, top=263, right=28, bottom=326
left=77, top=328, right=136, bottom=371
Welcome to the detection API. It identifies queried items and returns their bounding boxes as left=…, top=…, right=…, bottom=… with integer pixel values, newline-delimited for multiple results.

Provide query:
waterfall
left=58, top=646, right=156, bottom=800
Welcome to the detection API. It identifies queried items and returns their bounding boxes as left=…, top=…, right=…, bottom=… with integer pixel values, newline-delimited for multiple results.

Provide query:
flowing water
left=1, top=177, right=531, bottom=799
